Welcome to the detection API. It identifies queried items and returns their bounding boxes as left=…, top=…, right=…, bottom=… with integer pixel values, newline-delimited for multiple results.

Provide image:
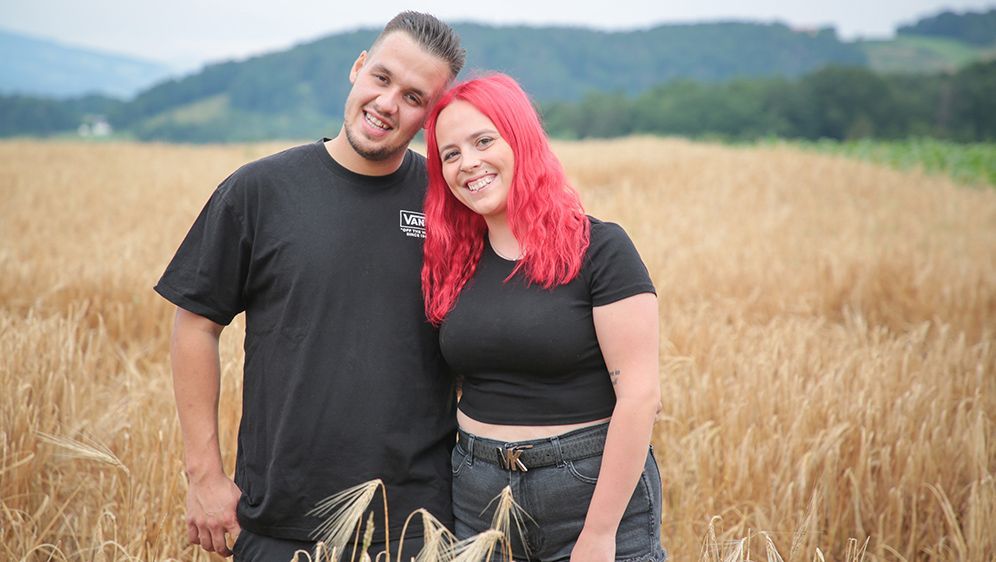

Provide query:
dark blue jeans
left=452, top=423, right=666, bottom=562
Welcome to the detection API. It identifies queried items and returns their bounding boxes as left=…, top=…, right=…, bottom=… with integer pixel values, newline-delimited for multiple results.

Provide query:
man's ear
left=348, top=51, right=368, bottom=84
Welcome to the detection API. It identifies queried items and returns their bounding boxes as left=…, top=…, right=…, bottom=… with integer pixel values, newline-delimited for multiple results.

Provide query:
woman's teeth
left=467, top=175, right=495, bottom=192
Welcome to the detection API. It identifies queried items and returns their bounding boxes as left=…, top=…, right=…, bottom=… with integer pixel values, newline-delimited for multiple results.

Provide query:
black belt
left=457, top=423, right=608, bottom=472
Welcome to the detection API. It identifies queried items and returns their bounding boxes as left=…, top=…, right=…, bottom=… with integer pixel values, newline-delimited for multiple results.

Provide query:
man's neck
left=324, top=132, right=406, bottom=177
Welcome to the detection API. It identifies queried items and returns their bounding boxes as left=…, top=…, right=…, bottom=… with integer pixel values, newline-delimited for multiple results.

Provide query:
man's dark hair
left=373, top=11, right=465, bottom=79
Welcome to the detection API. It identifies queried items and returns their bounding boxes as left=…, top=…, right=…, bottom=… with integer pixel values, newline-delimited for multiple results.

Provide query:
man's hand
left=186, top=472, right=242, bottom=557
left=570, top=528, right=615, bottom=562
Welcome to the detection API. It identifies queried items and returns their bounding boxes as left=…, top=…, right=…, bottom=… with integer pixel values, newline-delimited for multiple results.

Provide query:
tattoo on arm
left=609, top=369, right=621, bottom=386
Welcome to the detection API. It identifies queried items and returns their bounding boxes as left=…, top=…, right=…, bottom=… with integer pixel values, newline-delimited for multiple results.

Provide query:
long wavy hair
left=422, top=74, right=590, bottom=325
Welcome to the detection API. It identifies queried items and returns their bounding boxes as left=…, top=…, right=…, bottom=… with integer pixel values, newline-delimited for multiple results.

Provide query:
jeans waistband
left=457, top=422, right=608, bottom=471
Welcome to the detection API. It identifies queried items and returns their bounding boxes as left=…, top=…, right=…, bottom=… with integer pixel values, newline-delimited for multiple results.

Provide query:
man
left=155, top=12, right=464, bottom=561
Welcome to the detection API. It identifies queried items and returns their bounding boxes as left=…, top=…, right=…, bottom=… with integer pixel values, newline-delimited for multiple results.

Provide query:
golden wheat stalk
left=722, top=539, right=745, bottom=562
left=700, top=516, right=722, bottom=562
left=483, top=486, right=534, bottom=561
left=700, top=517, right=761, bottom=562
left=308, top=479, right=387, bottom=562
left=305, top=544, right=339, bottom=562
left=788, top=491, right=820, bottom=562
left=36, top=431, right=128, bottom=473
left=762, top=532, right=785, bottom=562
left=360, top=512, right=376, bottom=562
left=444, top=529, right=505, bottom=562
left=3, top=140, right=995, bottom=560
left=843, top=537, right=869, bottom=562
left=396, top=508, right=456, bottom=562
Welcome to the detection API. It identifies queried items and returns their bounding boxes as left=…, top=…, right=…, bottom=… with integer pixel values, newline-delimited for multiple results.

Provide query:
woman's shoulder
left=586, top=215, right=635, bottom=252
left=581, top=215, right=655, bottom=303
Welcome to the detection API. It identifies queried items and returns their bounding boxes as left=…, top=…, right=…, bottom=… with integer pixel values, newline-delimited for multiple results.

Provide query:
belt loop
left=466, top=433, right=476, bottom=466
left=550, top=435, right=565, bottom=467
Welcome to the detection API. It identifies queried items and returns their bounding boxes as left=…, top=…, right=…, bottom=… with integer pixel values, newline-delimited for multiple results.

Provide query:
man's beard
left=344, top=119, right=408, bottom=162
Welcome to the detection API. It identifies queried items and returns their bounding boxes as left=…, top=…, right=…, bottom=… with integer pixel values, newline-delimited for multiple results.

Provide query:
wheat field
left=1, top=138, right=993, bottom=561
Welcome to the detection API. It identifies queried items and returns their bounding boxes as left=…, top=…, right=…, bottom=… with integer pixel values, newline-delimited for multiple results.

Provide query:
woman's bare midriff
left=457, top=409, right=611, bottom=442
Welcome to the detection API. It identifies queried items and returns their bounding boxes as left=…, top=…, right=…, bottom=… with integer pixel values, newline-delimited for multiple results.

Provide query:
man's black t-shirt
left=155, top=140, right=456, bottom=541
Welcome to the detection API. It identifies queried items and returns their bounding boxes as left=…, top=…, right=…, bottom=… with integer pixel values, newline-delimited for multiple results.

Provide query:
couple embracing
left=156, top=11, right=665, bottom=562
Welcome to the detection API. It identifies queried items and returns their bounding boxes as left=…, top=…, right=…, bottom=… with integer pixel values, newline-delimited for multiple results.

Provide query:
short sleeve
left=585, top=219, right=656, bottom=307
left=154, top=180, right=252, bottom=326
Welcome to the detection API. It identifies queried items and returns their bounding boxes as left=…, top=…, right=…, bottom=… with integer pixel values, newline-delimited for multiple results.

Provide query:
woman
left=422, top=74, right=665, bottom=562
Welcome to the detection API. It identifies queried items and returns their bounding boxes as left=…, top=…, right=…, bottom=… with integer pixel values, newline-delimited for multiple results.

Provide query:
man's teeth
left=467, top=175, right=495, bottom=192
left=365, top=112, right=389, bottom=130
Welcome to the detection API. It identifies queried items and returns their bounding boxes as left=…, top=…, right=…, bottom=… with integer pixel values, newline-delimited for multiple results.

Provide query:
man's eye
left=406, top=93, right=422, bottom=105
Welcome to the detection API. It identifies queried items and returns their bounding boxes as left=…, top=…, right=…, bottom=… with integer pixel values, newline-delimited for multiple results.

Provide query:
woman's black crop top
left=439, top=217, right=656, bottom=425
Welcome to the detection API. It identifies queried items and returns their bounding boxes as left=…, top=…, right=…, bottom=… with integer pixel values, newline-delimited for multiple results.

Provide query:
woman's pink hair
left=422, top=73, right=590, bottom=325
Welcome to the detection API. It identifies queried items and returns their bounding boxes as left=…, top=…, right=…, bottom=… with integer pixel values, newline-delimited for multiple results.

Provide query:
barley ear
left=788, top=491, right=820, bottom=562
left=37, top=431, right=128, bottom=473
left=699, top=515, right=722, bottom=562
left=761, top=531, right=785, bottom=562
left=360, top=511, right=376, bottom=562
left=446, top=529, right=504, bottom=562
left=307, top=479, right=385, bottom=562
left=720, top=539, right=744, bottom=562
left=485, top=486, right=534, bottom=562
left=397, top=508, right=456, bottom=562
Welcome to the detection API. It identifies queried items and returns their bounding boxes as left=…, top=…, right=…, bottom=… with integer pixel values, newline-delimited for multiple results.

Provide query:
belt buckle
left=495, top=444, right=533, bottom=472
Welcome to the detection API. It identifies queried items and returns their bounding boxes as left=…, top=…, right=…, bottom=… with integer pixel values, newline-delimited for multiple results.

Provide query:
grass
left=768, top=137, right=996, bottom=188
left=858, top=35, right=996, bottom=73
left=1, top=138, right=994, bottom=561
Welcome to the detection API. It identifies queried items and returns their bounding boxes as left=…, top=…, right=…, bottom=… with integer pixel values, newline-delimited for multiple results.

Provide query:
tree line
left=898, top=8, right=996, bottom=46
left=540, top=60, right=996, bottom=142
left=3, top=60, right=993, bottom=143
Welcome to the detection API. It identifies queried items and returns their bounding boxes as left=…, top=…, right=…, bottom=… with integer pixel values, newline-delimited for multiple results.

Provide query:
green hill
left=4, top=9, right=996, bottom=143
left=860, top=34, right=996, bottom=74
left=108, top=21, right=867, bottom=141
left=897, top=8, right=996, bottom=46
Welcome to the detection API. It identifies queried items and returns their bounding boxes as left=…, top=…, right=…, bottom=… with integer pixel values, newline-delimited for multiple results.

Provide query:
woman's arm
left=572, top=292, right=661, bottom=562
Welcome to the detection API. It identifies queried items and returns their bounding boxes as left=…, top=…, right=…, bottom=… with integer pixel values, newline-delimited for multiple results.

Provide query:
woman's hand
left=577, top=292, right=660, bottom=556
left=571, top=528, right=616, bottom=562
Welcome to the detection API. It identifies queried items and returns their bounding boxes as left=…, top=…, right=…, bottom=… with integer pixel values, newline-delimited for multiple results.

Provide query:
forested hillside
left=898, top=8, right=996, bottom=45
left=1, top=22, right=868, bottom=141
left=2, top=9, right=994, bottom=142
left=542, top=60, right=996, bottom=141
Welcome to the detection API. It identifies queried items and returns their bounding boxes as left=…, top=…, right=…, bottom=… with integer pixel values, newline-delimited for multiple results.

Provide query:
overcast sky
left=3, top=0, right=994, bottom=70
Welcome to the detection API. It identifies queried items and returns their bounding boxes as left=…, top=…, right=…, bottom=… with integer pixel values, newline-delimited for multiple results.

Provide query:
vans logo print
left=399, top=210, right=426, bottom=239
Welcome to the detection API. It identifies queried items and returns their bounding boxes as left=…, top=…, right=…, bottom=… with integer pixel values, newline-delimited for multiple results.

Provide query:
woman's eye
left=477, top=137, right=494, bottom=148
left=442, top=150, right=459, bottom=162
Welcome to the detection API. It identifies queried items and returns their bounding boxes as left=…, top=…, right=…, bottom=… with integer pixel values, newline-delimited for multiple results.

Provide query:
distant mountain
left=859, top=9, right=996, bottom=75
left=0, top=27, right=176, bottom=98
left=4, top=9, right=995, bottom=142
left=460, top=22, right=865, bottom=99
left=898, top=8, right=996, bottom=46
left=108, top=21, right=868, bottom=141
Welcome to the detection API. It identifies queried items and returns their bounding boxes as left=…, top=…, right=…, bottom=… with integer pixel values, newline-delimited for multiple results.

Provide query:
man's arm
left=170, top=307, right=242, bottom=557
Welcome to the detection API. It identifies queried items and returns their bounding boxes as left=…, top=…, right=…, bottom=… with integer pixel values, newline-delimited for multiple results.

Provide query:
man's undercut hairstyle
left=374, top=11, right=465, bottom=79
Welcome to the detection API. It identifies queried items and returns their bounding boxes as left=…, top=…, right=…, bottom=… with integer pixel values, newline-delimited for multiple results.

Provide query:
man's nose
left=375, top=89, right=401, bottom=114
